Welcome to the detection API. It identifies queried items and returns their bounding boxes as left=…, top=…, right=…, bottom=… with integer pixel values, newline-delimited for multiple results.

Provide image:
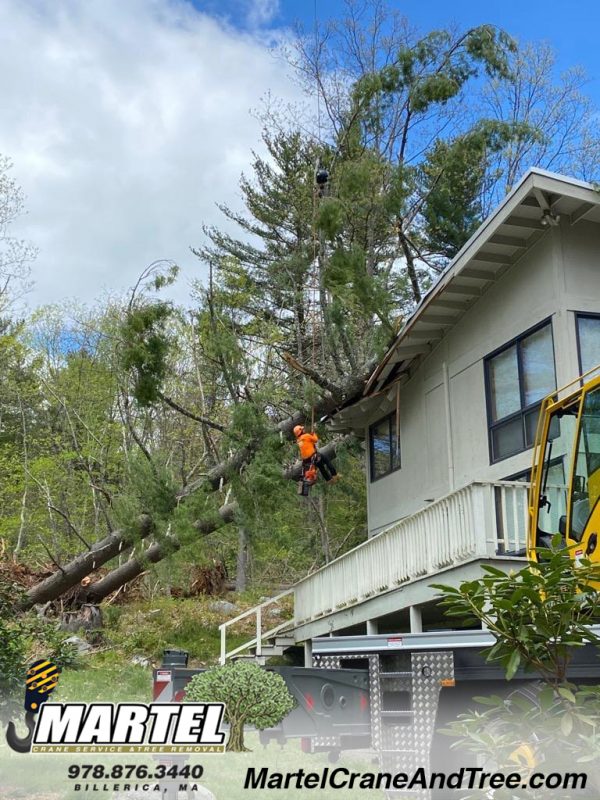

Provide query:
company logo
left=6, top=659, right=61, bottom=753
left=6, top=660, right=226, bottom=754
left=29, top=702, right=226, bottom=753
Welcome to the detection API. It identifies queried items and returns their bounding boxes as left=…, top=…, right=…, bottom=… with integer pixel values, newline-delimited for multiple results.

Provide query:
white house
left=222, top=168, right=600, bottom=661
left=332, top=167, right=600, bottom=536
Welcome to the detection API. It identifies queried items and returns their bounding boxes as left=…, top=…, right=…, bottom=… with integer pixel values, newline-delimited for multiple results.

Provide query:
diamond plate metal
left=314, top=648, right=454, bottom=800
left=312, top=652, right=380, bottom=751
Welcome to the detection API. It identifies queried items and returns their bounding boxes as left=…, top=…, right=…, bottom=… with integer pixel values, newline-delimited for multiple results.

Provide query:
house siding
left=366, top=218, right=600, bottom=536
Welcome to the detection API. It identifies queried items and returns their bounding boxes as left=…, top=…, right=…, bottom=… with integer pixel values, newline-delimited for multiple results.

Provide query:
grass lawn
left=1, top=734, right=384, bottom=800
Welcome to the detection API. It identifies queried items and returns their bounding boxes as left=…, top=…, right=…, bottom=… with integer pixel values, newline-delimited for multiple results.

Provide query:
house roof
left=330, top=168, right=600, bottom=433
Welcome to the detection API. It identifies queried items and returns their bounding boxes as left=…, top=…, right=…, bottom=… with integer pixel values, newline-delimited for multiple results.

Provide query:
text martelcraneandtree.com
left=244, top=766, right=588, bottom=792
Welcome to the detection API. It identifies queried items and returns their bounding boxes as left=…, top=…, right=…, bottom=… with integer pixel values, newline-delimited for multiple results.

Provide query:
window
left=536, top=410, right=577, bottom=540
left=576, top=314, right=600, bottom=377
left=369, top=413, right=400, bottom=481
left=485, top=320, right=556, bottom=463
left=569, top=386, right=600, bottom=542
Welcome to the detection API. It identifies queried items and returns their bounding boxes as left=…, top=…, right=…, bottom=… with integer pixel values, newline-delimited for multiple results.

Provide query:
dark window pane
left=521, top=325, right=555, bottom=406
left=370, top=415, right=401, bottom=480
left=537, top=460, right=568, bottom=537
left=524, top=406, right=542, bottom=448
left=570, top=386, right=600, bottom=541
left=370, top=419, right=390, bottom=479
left=390, top=416, right=401, bottom=470
left=492, top=417, right=524, bottom=461
left=578, top=316, right=600, bottom=377
left=486, top=321, right=557, bottom=462
left=489, top=345, right=520, bottom=421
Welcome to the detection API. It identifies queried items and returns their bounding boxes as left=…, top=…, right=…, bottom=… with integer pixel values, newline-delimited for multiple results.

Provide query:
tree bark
left=85, top=537, right=180, bottom=603
left=398, top=226, right=421, bottom=304
left=20, top=515, right=153, bottom=610
left=235, top=526, right=250, bottom=593
left=84, top=503, right=237, bottom=603
left=226, top=717, right=249, bottom=752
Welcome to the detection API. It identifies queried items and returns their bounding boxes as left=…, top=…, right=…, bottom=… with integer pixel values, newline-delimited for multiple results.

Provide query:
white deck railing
left=219, top=589, right=294, bottom=665
left=219, top=480, right=530, bottom=660
left=293, top=480, right=529, bottom=625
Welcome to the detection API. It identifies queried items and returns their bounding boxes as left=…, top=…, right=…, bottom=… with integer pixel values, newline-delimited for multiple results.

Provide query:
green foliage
left=433, top=540, right=600, bottom=684
left=436, top=542, right=600, bottom=797
left=420, top=121, right=538, bottom=258
left=0, top=575, right=80, bottom=712
left=0, top=618, right=27, bottom=709
left=185, top=660, right=295, bottom=751
left=31, top=621, right=81, bottom=671
left=316, top=197, right=344, bottom=240
left=0, top=577, right=27, bottom=707
left=442, top=683, right=600, bottom=798
left=121, top=455, right=177, bottom=521
left=120, top=301, right=174, bottom=406
left=355, top=26, right=515, bottom=132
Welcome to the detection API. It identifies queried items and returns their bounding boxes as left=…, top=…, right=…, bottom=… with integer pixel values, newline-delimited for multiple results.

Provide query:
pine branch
left=157, top=391, right=226, bottom=432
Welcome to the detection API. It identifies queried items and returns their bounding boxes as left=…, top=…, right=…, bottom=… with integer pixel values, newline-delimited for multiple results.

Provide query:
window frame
left=575, top=312, right=600, bottom=377
left=484, top=317, right=556, bottom=464
left=368, top=412, right=401, bottom=482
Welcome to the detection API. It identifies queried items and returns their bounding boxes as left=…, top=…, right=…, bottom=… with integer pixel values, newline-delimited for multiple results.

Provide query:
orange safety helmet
left=293, top=424, right=305, bottom=438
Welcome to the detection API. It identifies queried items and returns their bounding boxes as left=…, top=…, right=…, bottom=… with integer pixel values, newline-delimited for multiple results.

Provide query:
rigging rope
left=309, top=0, right=322, bottom=432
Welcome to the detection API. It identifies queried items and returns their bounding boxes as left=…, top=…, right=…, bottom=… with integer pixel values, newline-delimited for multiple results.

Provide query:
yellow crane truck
left=528, top=367, right=600, bottom=572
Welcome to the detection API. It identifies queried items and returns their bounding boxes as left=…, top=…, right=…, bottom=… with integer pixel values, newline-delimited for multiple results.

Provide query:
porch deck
left=220, top=480, right=531, bottom=662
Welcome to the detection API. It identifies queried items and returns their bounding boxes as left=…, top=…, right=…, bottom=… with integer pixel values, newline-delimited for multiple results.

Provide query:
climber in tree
left=293, top=425, right=340, bottom=484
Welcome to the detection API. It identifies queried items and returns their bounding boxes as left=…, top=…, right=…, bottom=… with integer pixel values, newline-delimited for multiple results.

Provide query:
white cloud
left=245, top=0, right=280, bottom=28
left=0, top=0, right=300, bottom=309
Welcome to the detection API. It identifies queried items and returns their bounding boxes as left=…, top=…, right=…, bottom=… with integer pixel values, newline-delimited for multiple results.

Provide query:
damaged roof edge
left=363, top=168, right=600, bottom=397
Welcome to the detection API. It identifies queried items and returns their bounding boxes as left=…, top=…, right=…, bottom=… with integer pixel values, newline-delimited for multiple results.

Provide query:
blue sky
left=202, top=0, right=600, bottom=102
left=2, top=0, right=599, bottom=311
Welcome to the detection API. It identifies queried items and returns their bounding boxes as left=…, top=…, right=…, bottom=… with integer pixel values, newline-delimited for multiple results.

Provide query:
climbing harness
left=298, top=456, right=318, bottom=497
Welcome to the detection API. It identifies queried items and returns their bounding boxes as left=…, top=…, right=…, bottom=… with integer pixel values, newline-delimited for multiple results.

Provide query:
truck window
left=537, top=408, right=576, bottom=538
left=570, top=387, right=600, bottom=542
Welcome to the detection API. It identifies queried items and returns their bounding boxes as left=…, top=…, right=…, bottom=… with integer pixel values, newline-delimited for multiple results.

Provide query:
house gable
left=331, top=169, right=600, bottom=535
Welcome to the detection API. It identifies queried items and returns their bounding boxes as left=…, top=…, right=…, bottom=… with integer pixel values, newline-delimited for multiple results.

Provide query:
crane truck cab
left=529, top=367, right=600, bottom=573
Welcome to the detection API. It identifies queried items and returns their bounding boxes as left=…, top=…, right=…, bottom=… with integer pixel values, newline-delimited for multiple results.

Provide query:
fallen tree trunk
left=84, top=441, right=351, bottom=601
left=21, top=515, right=153, bottom=610
left=21, top=360, right=375, bottom=608
left=84, top=503, right=237, bottom=603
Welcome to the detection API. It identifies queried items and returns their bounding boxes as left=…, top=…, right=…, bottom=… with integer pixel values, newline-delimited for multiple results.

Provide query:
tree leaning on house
left=6, top=13, right=600, bottom=608
left=185, top=660, right=295, bottom=752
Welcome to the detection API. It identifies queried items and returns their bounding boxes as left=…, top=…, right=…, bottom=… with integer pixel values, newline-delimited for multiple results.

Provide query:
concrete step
left=230, top=654, right=268, bottom=666
left=226, top=633, right=296, bottom=665
left=251, top=645, right=284, bottom=657
left=273, top=636, right=295, bottom=647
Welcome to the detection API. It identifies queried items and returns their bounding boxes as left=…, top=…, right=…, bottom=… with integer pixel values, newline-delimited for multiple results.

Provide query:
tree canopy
left=1, top=7, right=600, bottom=608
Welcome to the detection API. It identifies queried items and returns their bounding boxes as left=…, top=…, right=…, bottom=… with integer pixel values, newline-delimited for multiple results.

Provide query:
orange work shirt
left=297, top=432, right=319, bottom=460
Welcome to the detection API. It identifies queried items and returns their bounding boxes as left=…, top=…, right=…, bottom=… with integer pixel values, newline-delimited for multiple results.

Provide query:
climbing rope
left=310, top=0, right=319, bottom=432
left=310, top=172, right=319, bottom=431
